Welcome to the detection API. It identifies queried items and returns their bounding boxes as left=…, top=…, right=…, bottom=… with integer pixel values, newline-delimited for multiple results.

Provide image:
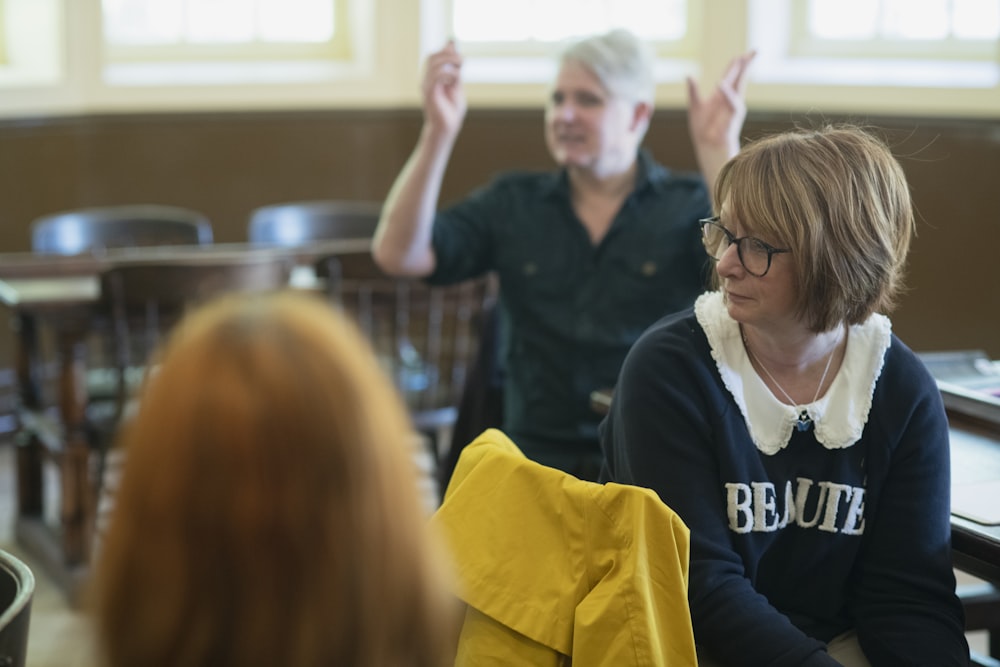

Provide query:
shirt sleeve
left=601, top=319, right=841, bottom=667
left=427, top=179, right=508, bottom=285
left=849, top=346, right=969, bottom=665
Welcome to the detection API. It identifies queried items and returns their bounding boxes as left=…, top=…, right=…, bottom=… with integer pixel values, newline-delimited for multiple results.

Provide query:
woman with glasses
left=601, top=125, right=969, bottom=666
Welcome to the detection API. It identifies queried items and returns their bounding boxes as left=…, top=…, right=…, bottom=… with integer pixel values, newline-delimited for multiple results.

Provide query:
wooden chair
left=82, top=252, right=296, bottom=567
left=437, top=300, right=504, bottom=495
left=247, top=200, right=381, bottom=245
left=30, top=204, right=213, bottom=255
left=962, top=580, right=1000, bottom=665
left=0, top=550, right=34, bottom=667
left=317, top=251, right=493, bottom=459
left=101, top=252, right=294, bottom=425
left=24, top=205, right=216, bottom=458
left=28, top=203, right=214, bottom=391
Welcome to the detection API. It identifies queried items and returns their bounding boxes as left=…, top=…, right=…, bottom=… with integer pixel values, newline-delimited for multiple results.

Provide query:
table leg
left=57, top=328, right=90, bottom=566
left=13, top=313, right=42, bottom=517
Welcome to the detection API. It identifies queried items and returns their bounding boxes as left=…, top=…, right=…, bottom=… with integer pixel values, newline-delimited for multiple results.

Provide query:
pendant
left=795, top=410, right=813, bottom=432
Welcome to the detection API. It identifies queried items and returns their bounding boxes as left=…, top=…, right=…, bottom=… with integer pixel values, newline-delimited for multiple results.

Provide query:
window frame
left=0, top=0, right=7, bottom=66
left=2, top=0, right=1000, bottom=120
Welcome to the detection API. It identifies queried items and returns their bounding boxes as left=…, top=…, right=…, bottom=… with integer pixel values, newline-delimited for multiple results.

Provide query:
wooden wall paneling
left=0, top=118, right=84, bottom=251
left=0, top=109, right=997, bottom=367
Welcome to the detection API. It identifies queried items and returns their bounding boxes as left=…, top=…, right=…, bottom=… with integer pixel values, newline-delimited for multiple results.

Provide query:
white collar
left=694, top=291, right=891, bottom=455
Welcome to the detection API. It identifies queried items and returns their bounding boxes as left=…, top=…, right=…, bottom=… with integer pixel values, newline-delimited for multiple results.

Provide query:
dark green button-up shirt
left=429, top=151, right=711, bottom=466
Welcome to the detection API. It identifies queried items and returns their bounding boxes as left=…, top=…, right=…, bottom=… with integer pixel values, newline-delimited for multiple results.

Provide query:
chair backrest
left=247, top=200, right=382, bottom=246
left=317, top=252, right=493, bottom=434
left=100, top=252, right=294, bottom=414
left=102, top=253, right=292, bottom=310
left=30, top=205, right=213, bottom=255
left=0, top=550, right=34, bottom=667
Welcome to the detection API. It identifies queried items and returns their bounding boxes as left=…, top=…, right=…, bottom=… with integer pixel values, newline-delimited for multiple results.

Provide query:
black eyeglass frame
left=699, top=217, right=791, bottom=278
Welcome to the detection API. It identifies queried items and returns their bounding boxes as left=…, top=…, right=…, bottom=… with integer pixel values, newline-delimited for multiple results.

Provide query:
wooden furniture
left=318, top=251, right=494, bottom=458
left=0, top=240, right=367, bottom=603
left=438, top=300, right=504, bottom=495
left=94, top=253, right=295, bottom=518
left=247, top=200, right=381, bottom=245
left=102, top=253, right=293, bottom=423
left=941, top=383, right=1000, bottom=664
left=27, top=205, right=217, bottom=451
left=0, top=550, right=34, bottom=667
left=30, top=205, right=213, bottom=255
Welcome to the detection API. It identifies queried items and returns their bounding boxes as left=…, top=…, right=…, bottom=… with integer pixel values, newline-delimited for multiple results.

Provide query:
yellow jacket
left=431, top=429, right=697, bottom=666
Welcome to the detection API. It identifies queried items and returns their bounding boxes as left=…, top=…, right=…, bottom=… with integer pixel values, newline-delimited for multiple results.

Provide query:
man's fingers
left=422, top=48, right=463, bottom=96
left=715, top=82, right=741, bottom=112
left=725, top=50, right=756, bottom=94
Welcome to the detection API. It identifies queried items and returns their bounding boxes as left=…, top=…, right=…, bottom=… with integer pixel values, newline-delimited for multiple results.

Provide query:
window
left=451, top=0, right=689, bottom=47
left=437, top=0, right=700, bottom=84
left=99, top=0, right=370, bottom=86
left=0, top=0, right=62, bottom=87
left=749, top=0, right=1000, bottom=88
left=102, top=0, right=348, bottom=61
left=0, top=0, right=7, bottom=66
left=2, top=0, right=1000, bottom=119
left=794, top=0, right=1000, bottom=59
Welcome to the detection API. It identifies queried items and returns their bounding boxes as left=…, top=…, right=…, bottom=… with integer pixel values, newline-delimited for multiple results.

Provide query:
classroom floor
left=0, top=440, right=989, bottom=666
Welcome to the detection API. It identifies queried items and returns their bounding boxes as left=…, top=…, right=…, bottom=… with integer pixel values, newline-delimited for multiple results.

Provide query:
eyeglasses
left=700, top=217, right=790, bottom=278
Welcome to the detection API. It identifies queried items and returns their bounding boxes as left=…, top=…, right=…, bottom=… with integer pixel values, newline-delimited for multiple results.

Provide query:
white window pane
left=185, top=0, right=254, bottom=43
left=453, top=0, right=687, bottom=43
left=608, top=0, right=686, bottom=40
left=809, top=0, right=877, bottom=39
left=453, top=0, right=537, bottom=41
left=555, top=0, right=607, bottom=39
left=258, top=0, right=333, bottom=42
left=882, top=0, right=948, bottom=39
left=105, top=0, right=338, bottom=45
left=103, top=0, right=182, bottom=45
left=953, top=0, right=1000, bottom=39
left=0, top=0, right=63, bottom=85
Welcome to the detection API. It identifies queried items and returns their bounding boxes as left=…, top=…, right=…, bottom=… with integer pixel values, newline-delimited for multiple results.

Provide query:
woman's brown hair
left=91, top=291, right=455, bottom=667
left=714, top=124, right=914, bottom=332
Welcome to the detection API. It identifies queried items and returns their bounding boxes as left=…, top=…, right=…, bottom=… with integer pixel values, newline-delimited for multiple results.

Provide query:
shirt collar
left=541, top=149, right=666, bottom=201
left=694, top=291, right=892, bottom=455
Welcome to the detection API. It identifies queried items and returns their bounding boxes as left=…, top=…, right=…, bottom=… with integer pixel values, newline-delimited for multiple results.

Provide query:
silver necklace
left=743, top=332, right=838, bottom=432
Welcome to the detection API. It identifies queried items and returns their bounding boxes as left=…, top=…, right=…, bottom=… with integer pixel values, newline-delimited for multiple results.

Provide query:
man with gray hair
left=373, top=29, right=753, bottom=479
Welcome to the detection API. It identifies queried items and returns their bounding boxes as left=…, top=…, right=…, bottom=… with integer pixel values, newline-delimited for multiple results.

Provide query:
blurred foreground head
left=92, top=291, right=455, bottom=667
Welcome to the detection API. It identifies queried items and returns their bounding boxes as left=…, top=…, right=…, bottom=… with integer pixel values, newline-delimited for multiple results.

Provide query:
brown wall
left=0, top=108, right=998, bottom=358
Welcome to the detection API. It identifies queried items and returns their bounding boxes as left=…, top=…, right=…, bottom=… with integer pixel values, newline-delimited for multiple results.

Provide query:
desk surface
left=0, top=239, right=369, bottom=308
left=0, top=238, right=370, bottom=281
left=945, top=385, right=1000, bottom=583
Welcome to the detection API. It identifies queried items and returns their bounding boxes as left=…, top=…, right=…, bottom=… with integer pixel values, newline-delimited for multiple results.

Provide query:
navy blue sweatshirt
left=601, top=301, right=969, bottom=666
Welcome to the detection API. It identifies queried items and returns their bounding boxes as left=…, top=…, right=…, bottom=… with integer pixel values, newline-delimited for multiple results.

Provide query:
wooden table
left=0, top=240, right=367, bottom=603
left=940, top=383, right=1000, bottom=583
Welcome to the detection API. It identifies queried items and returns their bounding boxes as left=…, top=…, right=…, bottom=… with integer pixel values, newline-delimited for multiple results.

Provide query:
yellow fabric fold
left=431, top=429, right=697, bottom=666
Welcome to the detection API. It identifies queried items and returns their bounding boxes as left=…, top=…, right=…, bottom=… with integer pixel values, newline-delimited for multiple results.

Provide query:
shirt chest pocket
left=605, top=255, right=672, bottom=301
left=499, top=247, right=582, bottom=301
